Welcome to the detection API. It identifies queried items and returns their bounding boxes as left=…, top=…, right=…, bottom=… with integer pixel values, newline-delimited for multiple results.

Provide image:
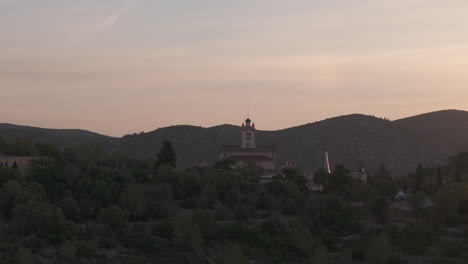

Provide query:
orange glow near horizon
left=1, top=0, right=468, bottom=136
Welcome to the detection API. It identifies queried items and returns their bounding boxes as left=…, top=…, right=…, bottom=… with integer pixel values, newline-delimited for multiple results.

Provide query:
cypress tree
left=436, top=165, right=443, bottom=190
left=155, top=140, right=177, bottom=172
left=413, top=164, right=424, bottom=193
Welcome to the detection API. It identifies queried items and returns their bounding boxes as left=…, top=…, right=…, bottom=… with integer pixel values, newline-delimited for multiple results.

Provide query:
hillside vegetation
left=2, top=110, right=468, bottom=175
left=1, top=138, right=468, bottom=263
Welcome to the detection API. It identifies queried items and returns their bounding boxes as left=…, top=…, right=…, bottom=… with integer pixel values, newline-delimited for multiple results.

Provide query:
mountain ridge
left=1, top=109, right=468, bottom=175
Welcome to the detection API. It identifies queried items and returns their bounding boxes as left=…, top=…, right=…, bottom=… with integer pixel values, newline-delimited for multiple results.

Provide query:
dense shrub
left=120, top=185, right=147, bottom=218
left=282, top=198, right=300, bottom=215
left=18, top=235, right=45, bottom=251
left=75, top=240, right=100, bottom=259
left=151, top=219, right=174, bottom=240
left=309, top=244, right=329, bottom=264
left=366, top=233, right=392, bottom=264
left=13, top=200, right=76, bottom=243
left=223, top=243, right=248, bottom=264
left=193, top=210, right=217, bottom=239
left=368, top=177, right=399, bottom=198
left=56, top=196, right=80, bottom=221
left=97, top=205, right=130, bottom=229
left=265, top=180, right=304, bottom=204
left=387, top=223, right=438, bottom=255
left=147, top=201, right=175, bottom=219
left=351, top=183, right=377, bottom=202
left=174, top=215, right=203, bottom=250
left=289, top=220, right=320, bottom=257
left=221, top=222, right=268, bottom=248
left=233, top=205, right=256, bottom=221
left=302, top=195, right=360, bottom=236
left=214, top=202, right=233, bottom=220
left=261, top=217, right=286, bottom=237
left=16, top=247, right=35, bottom=264
left=58, top=240, right=77, bottom=261
left=368, top=197, right=390, bottom=223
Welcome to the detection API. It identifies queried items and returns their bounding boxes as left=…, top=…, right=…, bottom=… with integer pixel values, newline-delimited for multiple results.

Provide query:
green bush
left=75, top=240, right=100, bottom=259
left=440, top=242, right=464, bottom=258
left=223, top=243, right=248, bottom=264
left=368, top=197, right=390, bottom=223
left=282, top=198, right=300, bottom=215
left=309, top=244, right=329, bottom=264
left=336, top=247, right=353, bottom=264
left=387, top=223, right=437, bottom=255
left=302, top=195, right=360, bottom=236
left=120, top=185, right=147, bottom=218
left=351, top=183, right=377, bottom=202
left=343, top=237, right=370, bottom=262
left=233, top=205, right=256, bottom=221
left=18, top=235, right=44, bottom=251
left=289, top=220, right=320, bottom=257
left=193, top=210, right=217, bottom=239
left=151, top=219, right=174, bottom=240
left=97, top=237, right=119, bottom=249
left=58, top=240, right=76, bottom=260
left=261, top=217, right=286, bottom=237
left=174, top=215, right=203, bottom=250
left=214, top=202, right=233, bottom=220
left=265, top=180, right=304, bottom=204
left=147, top=201, right=175, bottom=219
left=97, top=205, right=130, bottom=229
left=221, top=222, right=268, bottom=248
left=433, top=183, right=468, bottom=224
left=407, top=192, right=425, bottom=215
left=366, top=233, right=392, bottom=264
left=16, top=247, right=35, bottom=264
left=118, top=231, right=167, bottom=253
left=368, top=177, right=399, bottom=198
left=56, top=196, right=80, bottom=221
left=13, top=200, right=76, bottom=243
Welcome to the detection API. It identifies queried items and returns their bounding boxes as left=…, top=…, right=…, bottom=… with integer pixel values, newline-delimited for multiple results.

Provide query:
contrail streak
left=94, top=0, right=137, bottom=31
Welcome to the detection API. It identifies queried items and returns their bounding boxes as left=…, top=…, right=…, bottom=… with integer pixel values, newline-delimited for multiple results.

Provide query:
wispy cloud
left=93, top=0, right=136, bottom=32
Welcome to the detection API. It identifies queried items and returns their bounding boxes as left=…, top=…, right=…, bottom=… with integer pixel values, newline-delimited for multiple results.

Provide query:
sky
left=1, top=0, right=468, bottom=137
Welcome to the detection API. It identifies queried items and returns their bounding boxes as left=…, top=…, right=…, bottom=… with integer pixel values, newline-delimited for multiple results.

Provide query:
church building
left=0, top=153, right=45, bottom=177
left=220, top=118, right=277, bottom=175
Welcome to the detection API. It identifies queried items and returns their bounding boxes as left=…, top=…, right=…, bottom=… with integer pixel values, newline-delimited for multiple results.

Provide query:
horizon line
left=1, top=109, right=465, bottom=138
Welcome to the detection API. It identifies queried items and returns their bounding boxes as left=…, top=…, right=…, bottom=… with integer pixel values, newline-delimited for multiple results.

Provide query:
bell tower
left=241, top=118, right=256, bottom=149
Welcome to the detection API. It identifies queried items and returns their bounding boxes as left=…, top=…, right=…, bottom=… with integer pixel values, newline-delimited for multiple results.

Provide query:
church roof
left=0, top=153, right=46, bottom=160
left=221, top=145, right=276, bottom=153
left=228, top=155, right=274, bottom=162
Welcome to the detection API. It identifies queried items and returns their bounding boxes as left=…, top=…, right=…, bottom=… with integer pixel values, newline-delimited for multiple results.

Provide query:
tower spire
left=324, top=152, right=331, bottom=174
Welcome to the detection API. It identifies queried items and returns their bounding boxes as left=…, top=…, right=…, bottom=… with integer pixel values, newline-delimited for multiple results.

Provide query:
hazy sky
left=1, top=0, right=468, bottom=136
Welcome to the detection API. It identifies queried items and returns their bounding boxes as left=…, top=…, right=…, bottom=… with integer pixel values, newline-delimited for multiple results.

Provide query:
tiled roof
left=228, top=155, right=274, bottom=162
left=221, top=145, right=276, bottom=153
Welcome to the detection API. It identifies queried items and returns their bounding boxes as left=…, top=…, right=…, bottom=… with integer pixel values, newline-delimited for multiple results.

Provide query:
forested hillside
left=3, top=110, right=468, bottom=176
left=0, top=124, right=111, bottom=147
left=1, top=137, right=468, bottom=263
left=106, top=110, right=468, bottom=176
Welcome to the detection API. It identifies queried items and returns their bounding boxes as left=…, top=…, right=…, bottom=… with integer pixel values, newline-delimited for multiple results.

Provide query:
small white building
left=352, top=168, right=368, bottom=184
left=0, top=153, right=44, bottom=177
left=220, top=118, right=277, bottom=176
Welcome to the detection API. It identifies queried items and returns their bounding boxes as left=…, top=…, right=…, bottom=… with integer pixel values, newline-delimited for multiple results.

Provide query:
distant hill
left=0, top=123, right=112, bottom=147
left=2, top=110, right=468, bottom=175
left=394, top=110, right=468, bottom=164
